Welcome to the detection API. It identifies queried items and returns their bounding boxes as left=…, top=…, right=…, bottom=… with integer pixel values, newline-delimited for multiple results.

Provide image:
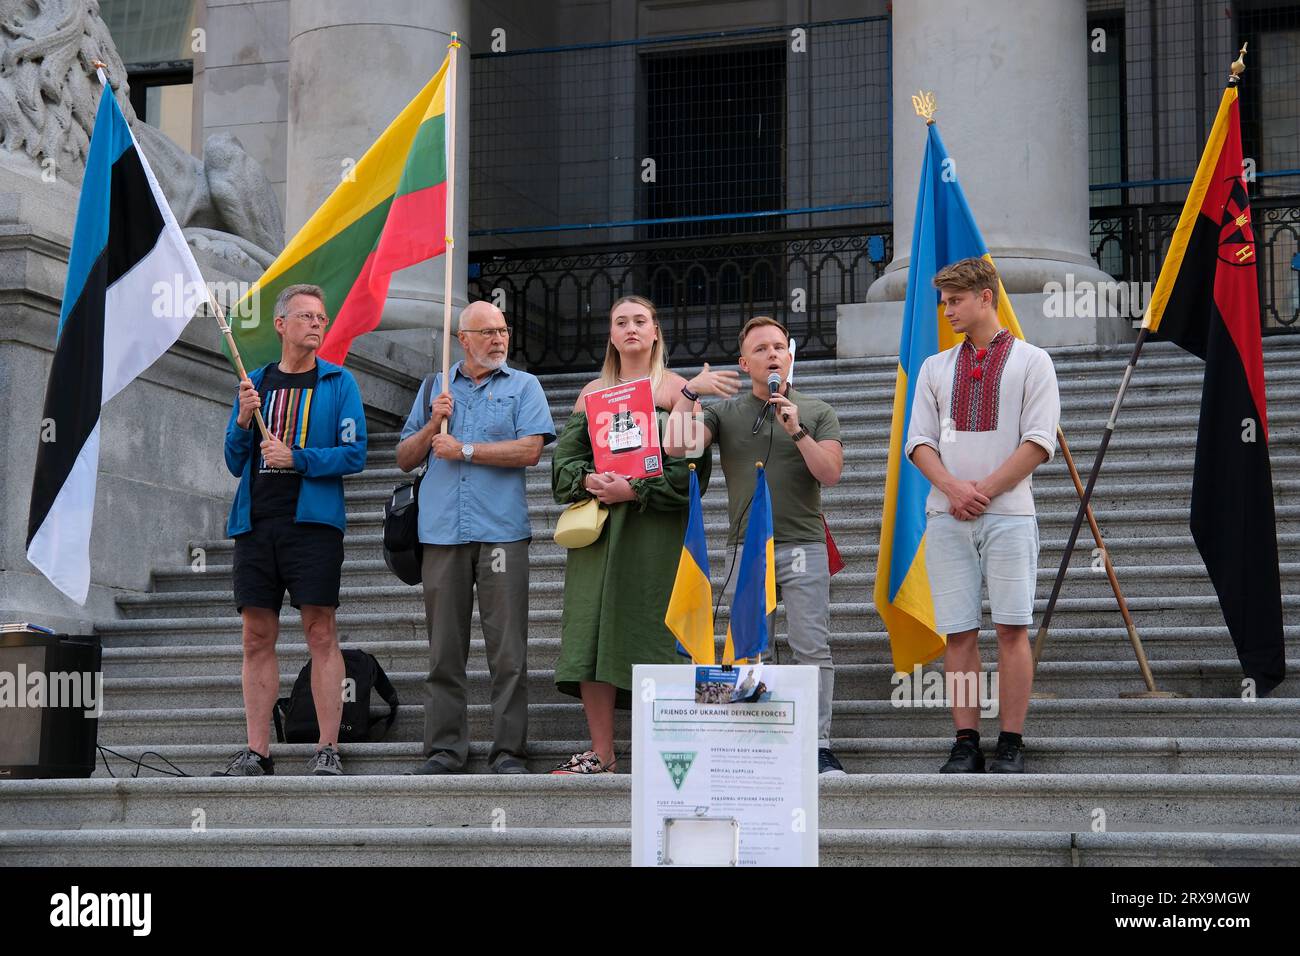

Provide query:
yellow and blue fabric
left=723, top=464, right=777, bottom=664
left=874, top=123, right=1025, bottom=673
left=665, top=467, right=715, bottom=664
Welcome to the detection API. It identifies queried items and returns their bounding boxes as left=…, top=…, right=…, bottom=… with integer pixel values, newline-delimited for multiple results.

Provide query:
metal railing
left=469, top=226, right=892, bottom=372
left=1090, top=198, right=1300, bottom=333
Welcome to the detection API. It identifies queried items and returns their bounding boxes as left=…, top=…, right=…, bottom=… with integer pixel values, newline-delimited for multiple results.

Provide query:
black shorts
left=232, top=516, right=345, bottom=613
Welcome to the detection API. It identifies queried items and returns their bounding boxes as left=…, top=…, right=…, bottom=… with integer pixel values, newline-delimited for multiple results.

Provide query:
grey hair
left=274, top=283, right=326, bottom=319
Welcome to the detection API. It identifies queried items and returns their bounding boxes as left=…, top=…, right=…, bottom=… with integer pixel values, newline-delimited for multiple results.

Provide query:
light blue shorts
left=923, top=512, right=1040, bottom=634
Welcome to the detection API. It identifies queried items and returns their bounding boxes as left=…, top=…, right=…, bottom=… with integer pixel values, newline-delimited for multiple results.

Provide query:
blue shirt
left=224, top=358, right=368, bottom=538
left=401, top=362, right=556, bottom=545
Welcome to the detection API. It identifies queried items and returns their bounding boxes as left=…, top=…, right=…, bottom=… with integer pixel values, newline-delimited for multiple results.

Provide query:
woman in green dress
left=550, top=296, right=738, bottom=774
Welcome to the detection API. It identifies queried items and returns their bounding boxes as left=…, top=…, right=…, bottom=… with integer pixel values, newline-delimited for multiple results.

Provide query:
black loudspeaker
left=0, top=633, right=101, bottom=778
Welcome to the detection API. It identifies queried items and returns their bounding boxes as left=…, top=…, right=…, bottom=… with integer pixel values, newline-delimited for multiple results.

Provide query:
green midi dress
left=551, top=409, right=711, bottom=708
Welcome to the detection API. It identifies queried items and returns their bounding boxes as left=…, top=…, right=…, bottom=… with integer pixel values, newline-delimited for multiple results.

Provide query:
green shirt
left=700, top=386, right=842, bottom=545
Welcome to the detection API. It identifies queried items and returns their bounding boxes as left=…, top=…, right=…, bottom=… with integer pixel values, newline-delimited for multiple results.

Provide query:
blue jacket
left=224, top=358, right=368, bottom=537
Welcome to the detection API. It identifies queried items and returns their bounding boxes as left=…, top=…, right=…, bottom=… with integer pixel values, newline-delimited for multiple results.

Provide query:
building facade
left=1, top=0, right=1297, bottom=624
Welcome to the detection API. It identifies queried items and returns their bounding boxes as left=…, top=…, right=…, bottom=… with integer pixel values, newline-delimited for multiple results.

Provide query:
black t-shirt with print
left=250, top=364, right=319, bottom=521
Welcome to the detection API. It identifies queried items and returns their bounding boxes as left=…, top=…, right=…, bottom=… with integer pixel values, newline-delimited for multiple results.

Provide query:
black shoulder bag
left=383, top=373, right=437, bottom=585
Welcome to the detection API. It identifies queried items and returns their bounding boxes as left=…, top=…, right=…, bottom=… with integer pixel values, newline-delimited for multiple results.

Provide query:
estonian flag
left=665, top=466, right=715, bottom=664
left=1143, top=83, right=1285, bottom=694
left=26, top=83, right=209, bottom=604
left=723, top=464, right=777, bottom=664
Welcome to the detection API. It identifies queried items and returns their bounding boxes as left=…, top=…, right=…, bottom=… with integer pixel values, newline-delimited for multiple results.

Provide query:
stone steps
left=97, top=626, right=1300, bottom=669
left=7, top=339, right=1299, bottom=867
left=336, top=459, right=1300, bottom=508
left=182, top=514, right=1300, bottom=565
left=141, top=562, right=1299, bottom=607
left=110, top=587, right=1300, bottom=626
left=95, top=659, right=1300, bottom=711
left=92, top=698, right=1300, bottom=746
left=330, top=493, right=1300, bottom=541
left=5, top=775, right=1299, bottom=833
left=5, top=827, right=1297, bottom=866
left=81, top=736, right=1300, bottom=776
left=98, top=590, right=1300, bottom=634
left=355, top=409, right=1300, bottom=462
left=156, top=534, right=1300, bottom=591
left=174, top=531, right=1300, bottom=583
left=490, top=383, right=1300, bottom=426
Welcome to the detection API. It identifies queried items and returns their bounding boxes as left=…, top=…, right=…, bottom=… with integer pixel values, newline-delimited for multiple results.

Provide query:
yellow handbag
left=554, top=497, right=608, bottom=548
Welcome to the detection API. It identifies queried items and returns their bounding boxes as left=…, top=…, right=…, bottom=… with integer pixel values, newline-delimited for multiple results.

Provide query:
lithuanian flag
left=228, top=54, right=452, bottom=369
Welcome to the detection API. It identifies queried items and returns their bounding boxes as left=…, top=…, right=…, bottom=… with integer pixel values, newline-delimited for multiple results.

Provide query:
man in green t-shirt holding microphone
left=665, top=317, right=847, bottom=775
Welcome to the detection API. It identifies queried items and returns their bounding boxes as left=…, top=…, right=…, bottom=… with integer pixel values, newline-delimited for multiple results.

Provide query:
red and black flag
left=1144, top=83, right=1285, bottom=694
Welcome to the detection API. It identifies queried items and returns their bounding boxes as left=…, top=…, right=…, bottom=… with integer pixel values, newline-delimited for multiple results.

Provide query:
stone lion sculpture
left=0, top=0, right=283, bottom=275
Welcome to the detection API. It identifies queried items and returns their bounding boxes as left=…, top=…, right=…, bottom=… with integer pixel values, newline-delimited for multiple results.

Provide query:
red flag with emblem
left=1143, top=83, right=1284, bottom=694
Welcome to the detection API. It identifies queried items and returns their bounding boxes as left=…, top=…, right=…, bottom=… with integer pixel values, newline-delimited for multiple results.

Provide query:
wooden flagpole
left=439, top=33, right=461, bottom=433
left=1044, top=424, right=1167, bottom=696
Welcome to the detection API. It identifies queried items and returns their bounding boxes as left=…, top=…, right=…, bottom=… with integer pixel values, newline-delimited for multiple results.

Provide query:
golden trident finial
left=1229, top=43, right=1247, bottom=83
left=912, top=90, right=937, bottom=125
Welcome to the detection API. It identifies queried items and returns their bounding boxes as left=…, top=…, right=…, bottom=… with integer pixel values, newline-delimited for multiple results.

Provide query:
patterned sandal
left=550, top=750, right=616, bottom=774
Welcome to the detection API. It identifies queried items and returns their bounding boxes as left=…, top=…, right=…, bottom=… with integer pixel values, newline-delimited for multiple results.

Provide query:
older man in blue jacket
left=214, top=283, right=368, bottom=777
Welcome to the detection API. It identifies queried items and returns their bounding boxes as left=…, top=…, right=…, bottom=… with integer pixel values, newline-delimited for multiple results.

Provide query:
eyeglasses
left=461, top=326, right=512, bottom=340
left=288, top=311, right=329, bottom=325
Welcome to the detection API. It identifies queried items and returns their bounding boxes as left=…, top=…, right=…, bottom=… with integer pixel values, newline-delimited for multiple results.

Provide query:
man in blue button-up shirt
left=396, top=301, right=556, bottom=775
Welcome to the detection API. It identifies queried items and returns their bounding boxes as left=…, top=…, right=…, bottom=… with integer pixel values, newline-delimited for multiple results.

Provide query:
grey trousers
left=723, top=539, right=834, bottom=747
left=420, top=540, right=530, bottom=769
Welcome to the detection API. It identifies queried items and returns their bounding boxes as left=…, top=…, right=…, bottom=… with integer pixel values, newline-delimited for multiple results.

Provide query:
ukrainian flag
left=874, top=123, right=1025, bottom=673
left=665, top=465, right=716, bottom=664
left=724, top=464, right=777, bottom=664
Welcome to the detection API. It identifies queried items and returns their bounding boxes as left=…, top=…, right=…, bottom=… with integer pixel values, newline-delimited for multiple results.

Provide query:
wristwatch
left=461, top=443, right=475, bottom=462
left=791, top=425, right=810, bottom=442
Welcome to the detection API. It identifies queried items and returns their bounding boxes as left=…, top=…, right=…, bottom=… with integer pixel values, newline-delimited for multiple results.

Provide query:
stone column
left=288, top=0, right=471, bottom=363
left=195, top=0, right=290, bottom=216
left=839, top=0, right=1126, bottom=355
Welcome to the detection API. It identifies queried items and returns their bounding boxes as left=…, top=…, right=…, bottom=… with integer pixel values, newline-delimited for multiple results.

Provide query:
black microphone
left=751, top=372, right=782, bottom=434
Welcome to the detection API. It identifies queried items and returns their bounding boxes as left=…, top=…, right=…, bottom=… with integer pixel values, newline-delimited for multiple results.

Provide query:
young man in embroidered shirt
left=905, top=258, right=1060, bottom=773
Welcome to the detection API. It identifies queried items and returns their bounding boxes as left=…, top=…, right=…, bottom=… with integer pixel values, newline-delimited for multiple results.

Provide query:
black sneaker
left=817, top=748, right=847, bottom=776
left=939, top=737, right=984, bottom=773
left=307, top=745, right=343, bottom=776
left=987, top=738, right=1025, bottom=773
left=211, top=747, right=274, bottom=776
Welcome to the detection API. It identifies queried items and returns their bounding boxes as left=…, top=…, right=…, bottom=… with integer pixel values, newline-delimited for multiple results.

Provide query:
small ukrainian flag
left=665, top=464, right=716, bottom=664
left=723, top=463, right=777, bottom=664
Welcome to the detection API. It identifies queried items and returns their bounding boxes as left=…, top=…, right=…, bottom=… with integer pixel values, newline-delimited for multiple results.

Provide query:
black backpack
left=384, top=373, right=438, bottom=586
left=273, top=649, right=399, bottom=744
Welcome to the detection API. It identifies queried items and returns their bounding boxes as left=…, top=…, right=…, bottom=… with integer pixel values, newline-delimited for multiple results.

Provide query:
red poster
left=583, top=378, right=664, bottom=479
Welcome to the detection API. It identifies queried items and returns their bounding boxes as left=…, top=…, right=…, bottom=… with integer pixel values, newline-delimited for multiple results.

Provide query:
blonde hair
left=738, top=315, right=788, bottom=352
left=932, top=257, right=1000, bottom=309
left=599, top=295, right=667, bottom=390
